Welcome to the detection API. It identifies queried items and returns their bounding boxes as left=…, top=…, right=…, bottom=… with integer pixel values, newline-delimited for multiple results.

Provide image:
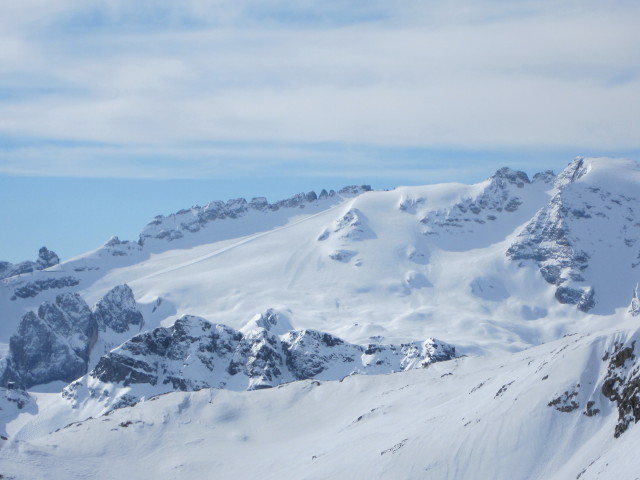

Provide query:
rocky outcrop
left=601, top=336, right=640, bottom=437
left=101, top=236, right=143, bottom=257
left=629, top=284, right=640, bottom=317
left=507, top=158, right=640, bottom=312
left=62, top=309, right=456, bottom=411
left=338, top=185, right=372, bottom=196
left=553, top=157, right=590, bottom=188
left=3, top=293, right=96, bottom=388
left=318, top=208, right=376, bottom=243
left=420, top=167, right=537, bottom=235
left=0, top=247, right=60, bottom=280
left=1, top=285, right=143, bottom=389
left=555, top=286, right=596, bottom=313
left=11, top=276, right=80, bottom=300
left=139, top=186, right=371, bottom=244
left=93, top=285, right=144, bottom=333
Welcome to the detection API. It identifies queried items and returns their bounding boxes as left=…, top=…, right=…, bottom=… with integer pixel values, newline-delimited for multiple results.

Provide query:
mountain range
left=1, top=157, right=640, bottom=479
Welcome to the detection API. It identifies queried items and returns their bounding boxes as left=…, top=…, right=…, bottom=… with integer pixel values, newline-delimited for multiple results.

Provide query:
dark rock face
left=93, top=285, right=144, bottom=333
left=36, top=247, right=60, bottom=269
left=6, top=311, right=86, bottom=387
left=601, top=338, right=640, bottom=437
left=139, top=185, right=368, bottom=243
left=11, top=276, right=80, bottom=300
left=1, top=285, right=143, bottom=389
left=5, top=297, right=93, bottom=388
left=65, top=309, right=456, bottom=410
left=629, top=285, right=640, bottom=317
left=555, top=286, right=595, bottom=312
left=0, top=246, right=61, bottom=281
left=548, top=388, right=580, bottom=412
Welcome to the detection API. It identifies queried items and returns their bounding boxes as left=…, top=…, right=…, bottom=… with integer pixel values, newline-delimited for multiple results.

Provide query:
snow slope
left=1, top=157, right=640, bottom=479
left=3, top=319, right=640, bottom=480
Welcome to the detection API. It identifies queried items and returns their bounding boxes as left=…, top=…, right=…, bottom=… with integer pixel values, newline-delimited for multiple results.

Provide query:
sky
left=1, top=0, right=639, bottom=262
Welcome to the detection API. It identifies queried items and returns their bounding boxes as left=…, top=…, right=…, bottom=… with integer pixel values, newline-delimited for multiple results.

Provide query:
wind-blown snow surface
left=2, top=157, right=640, bottom=479
left=4, top=319, right=640, bottom=480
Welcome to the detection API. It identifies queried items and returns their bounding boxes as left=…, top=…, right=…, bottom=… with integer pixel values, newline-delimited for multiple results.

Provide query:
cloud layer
left=1, top=0, right=639, bottom=178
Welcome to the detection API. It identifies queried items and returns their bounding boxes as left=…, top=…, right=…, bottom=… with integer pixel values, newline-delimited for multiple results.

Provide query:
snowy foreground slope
left=4, top=318, right=640, bottom=480
left=2, top=157, right=640, bottom=478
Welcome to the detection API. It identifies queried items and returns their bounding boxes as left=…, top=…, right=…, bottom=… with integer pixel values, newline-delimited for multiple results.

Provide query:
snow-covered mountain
left=2, top=157, right=640, bottom=479
left=62, top=308, right=454, bottom=416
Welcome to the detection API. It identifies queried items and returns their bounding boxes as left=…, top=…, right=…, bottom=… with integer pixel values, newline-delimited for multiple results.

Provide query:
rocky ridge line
left=0, top=247, right=59, bottom=281
left=418, top=167, right=549, bottom=235
left=139, top=185, right=372, bottom=243
left=62, top=309, right=456, bottom=412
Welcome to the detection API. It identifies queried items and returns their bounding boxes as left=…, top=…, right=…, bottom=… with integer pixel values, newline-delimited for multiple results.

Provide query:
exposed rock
left=629, top=284, right=640, bottom=317
left=104, top=236, right=123, bottom=247
left=338, top=185, right=372, bottom=196
left=1, top=285, right=143, bottom=389
left=548, top=388, right=580, bottom=412
left=4, top=310, right=89, bottom=388
left=320, top=208, right=377, bottom=243
left=601, top=338, right=640, bottom=437
left=554, top=157, right=590, bottom=188
left=583, top=400, right=601, bottom=417
left=328, top=250, right=358, bottom=263
left=63, top=309, right=456, bottom=412
left=421, top=167, right=531, bottom=235
left=555, top=286, right=595, bottom=313
left=532, top=170, right=556, bottom=185
left=36, top=247, right=59, bottom=269
left=93, top=285, right=144, bottom=334
left=11, top=276, right=80, bottom=300
left=139, top=185, right=359, bottom=244
left=506, top=192, right=588, bottom=271
left=505, top=158, right=640, bottom=312
left=101, top=236, right=142, bottom=256
left=0, top=246, right=61, bottom=281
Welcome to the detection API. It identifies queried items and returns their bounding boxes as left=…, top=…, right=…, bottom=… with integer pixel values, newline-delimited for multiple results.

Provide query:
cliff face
left=1, top=285, right=142, bottom=389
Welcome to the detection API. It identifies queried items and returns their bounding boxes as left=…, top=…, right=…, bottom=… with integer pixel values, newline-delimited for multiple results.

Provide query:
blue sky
left=1, top=0, right=639, bottom=262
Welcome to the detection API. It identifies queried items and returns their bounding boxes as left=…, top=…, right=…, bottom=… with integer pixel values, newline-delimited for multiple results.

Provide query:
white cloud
left=0, top=0, right=639, bottom=177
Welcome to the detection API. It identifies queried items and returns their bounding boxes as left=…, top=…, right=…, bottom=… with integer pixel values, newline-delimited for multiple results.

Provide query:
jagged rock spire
left=629, top=283, right=640, bottom=317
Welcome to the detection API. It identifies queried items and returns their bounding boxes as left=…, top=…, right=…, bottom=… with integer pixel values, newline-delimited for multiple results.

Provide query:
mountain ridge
left=3, top=157, right=640, bottom=479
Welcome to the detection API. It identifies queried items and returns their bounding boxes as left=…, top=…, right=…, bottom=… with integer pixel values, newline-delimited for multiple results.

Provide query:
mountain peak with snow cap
left=489, top=167, right=531, bottom=187
left=240, top=308, right=294, bottom=336
left=554, top=156, right=591, bottom=188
